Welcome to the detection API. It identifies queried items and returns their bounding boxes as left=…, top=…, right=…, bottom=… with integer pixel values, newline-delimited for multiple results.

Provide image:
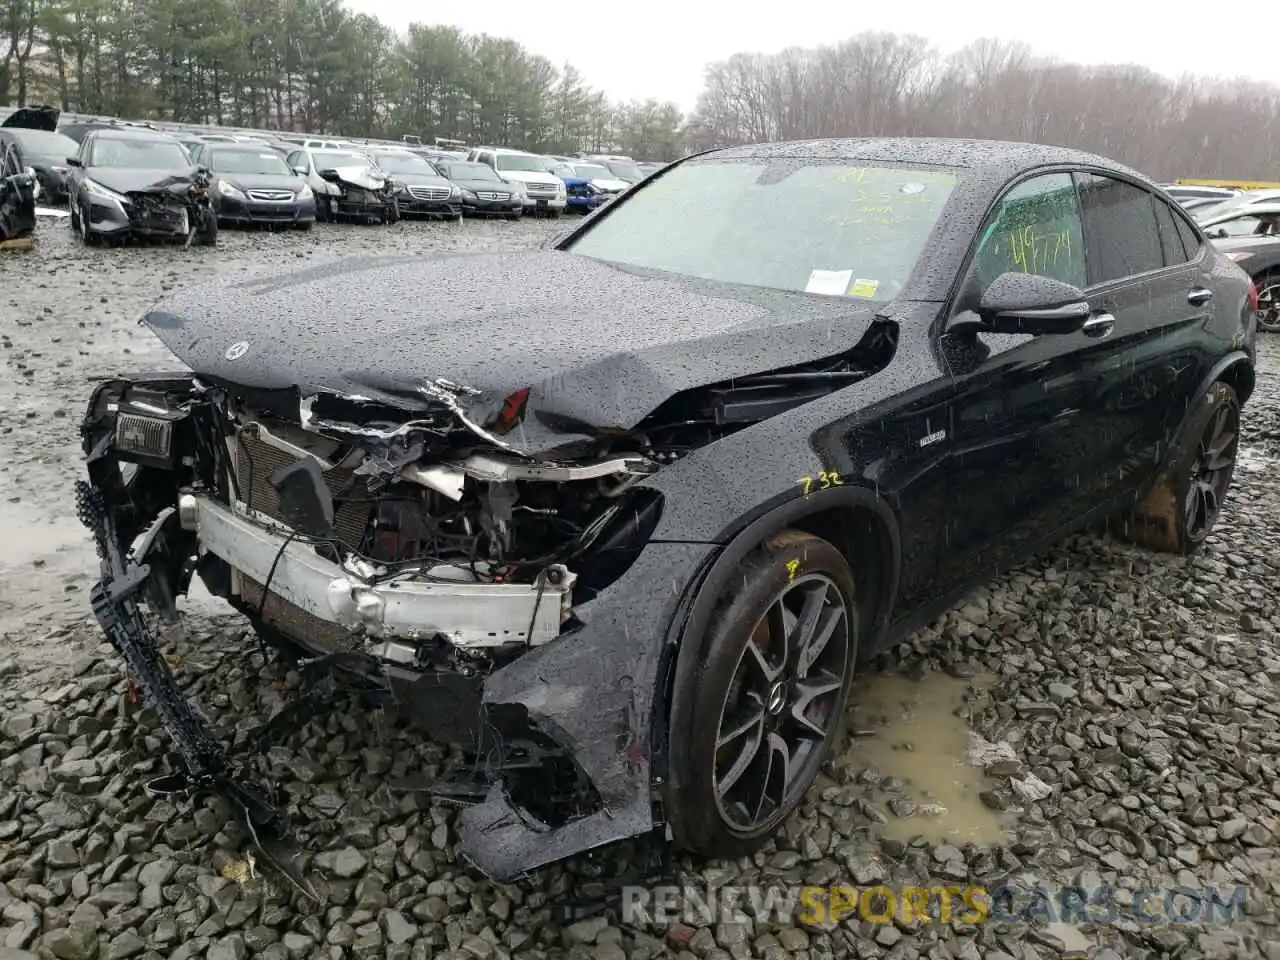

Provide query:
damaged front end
left=76, top=373, right=682, bottom=880
left=121, top=171, right=217, bottom=245
left=317, top=166, right=397, bottom=223
left=0, top=139, right=37, bottom=242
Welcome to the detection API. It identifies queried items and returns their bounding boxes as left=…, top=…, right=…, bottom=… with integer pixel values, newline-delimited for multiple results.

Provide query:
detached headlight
left=84, top=178, right=129, bottom=205
left=297, top=183, right=313, bottom=200
left=449, top=184, right=460, bottom=199
left=217, top=180, right=246, bottom=201
left=462, top=189, right=477, bottom=201
left=1225, top=251, right=1254, bottom=263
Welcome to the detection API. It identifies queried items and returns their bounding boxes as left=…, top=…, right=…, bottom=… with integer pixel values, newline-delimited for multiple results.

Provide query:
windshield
left=495, top=153, right=549, bottom=173
left=5, top=128, right=78, bottom=163
left=573, top=164, right=613, bottom=180
left=312, top=150, right=368, bottom=170
left=372, top=153, right=436, bottom=175
left=605, top=160, right=643, bottom=182
left=210, top=150, right=291, bottom=175
left=440, top=161, right=499, bottom=181
left=567, top=159, right=958, bottom=298
left=89, top=138, right=191, bottom=169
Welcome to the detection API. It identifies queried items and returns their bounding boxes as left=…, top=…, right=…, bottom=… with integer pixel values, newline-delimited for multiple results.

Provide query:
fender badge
left=225, top=341, right=249, bottom=361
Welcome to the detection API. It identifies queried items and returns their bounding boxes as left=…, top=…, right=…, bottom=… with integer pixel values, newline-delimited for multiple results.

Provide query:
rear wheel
left=1114, top=381, right=1240, bottom=554
left=1256, top=271, right=1280, bottom=333
left=665, top=530, right=858, bottom=859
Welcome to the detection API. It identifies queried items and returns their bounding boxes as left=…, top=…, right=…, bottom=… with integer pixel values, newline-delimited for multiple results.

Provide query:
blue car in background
left=540, top=158, right=602, bottom=214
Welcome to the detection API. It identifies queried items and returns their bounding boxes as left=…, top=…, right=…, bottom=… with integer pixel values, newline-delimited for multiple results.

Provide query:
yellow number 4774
left=799, top=471, right=843, bottom=496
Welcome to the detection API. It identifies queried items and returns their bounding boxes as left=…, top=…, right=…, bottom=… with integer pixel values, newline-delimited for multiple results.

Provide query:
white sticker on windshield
left=805, top=269, right=854, bottom=296
left=901, top=183, right=926, bottom=195
left=259, top=154, right=276, bottom=160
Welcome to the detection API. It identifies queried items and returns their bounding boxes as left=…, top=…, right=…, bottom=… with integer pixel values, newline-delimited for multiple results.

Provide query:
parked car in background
left=565, top=161, right=629, bottom=198
left=284, top=146, right=398, bottom=223
left=636, top=161, right=663, bottom=177
left=1211, top=232, right=1280, bottom=332
left=1198, top=202, right=1280, bottom=239
left=467, top=146, right=565, bottom=216
left=1193, top=189, right=1280, bottom=225
left=432, top=159, right=525, bottom=218
left=0, top=106, right=78, bottom=204
left=580, top=153, right=645, bottom=184
left=1161, top=184, right=1241, bottom=204
left=367, top=150, right=462, bottom=220
left=192, top=142, right=315, bottom=230
left=75, top=137, right=1256, bottom=887
left=65, top=127, right=217, bottom=246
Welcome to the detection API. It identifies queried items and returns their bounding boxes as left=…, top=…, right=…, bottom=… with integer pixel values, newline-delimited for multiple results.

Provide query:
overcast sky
left=344, top=0, right=1278, bottom=113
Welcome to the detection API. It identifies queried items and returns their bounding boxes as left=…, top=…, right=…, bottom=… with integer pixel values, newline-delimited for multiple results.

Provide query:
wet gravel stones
left=2, top=220, right=1280, bottom=959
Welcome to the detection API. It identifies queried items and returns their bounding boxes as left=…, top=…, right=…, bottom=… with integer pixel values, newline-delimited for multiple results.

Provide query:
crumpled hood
left=141, top=250, right=879, bottom=446
left=320, top=165, right=386, bottom=190
left=88, top=166, right=201, bottom=196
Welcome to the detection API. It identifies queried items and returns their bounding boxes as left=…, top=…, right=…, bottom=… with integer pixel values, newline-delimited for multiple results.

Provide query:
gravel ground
left=2, top=215, right=1279, bottom=960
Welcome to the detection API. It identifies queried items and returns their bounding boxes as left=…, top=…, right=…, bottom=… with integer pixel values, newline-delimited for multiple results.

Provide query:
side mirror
left=66, top=157, right=82, bottom=167
left=963, top=272, right=1090, bottom=336
left=317, top=168, right=341, bottom=183
left=291, top=165, right=308, bottom=176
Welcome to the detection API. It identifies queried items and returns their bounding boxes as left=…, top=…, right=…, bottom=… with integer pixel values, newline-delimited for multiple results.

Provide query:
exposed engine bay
left=316, top=164, right=398, bottom=222
left=76, top=319, right=898, bottom=882
left=122, top=171, right=217, bottom=243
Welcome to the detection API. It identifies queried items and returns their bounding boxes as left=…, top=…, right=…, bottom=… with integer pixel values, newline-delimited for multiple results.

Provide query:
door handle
left=1081, top=313, right=1115, bottom=338
left=1187, top=287, right=1213, bottom=306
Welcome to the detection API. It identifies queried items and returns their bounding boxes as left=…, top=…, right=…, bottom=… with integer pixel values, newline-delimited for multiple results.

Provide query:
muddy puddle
left=846, top=671, right=1017, bottom=845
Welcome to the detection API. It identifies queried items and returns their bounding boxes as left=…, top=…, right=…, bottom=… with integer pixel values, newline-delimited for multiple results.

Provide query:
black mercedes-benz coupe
left=75, top=138, right=1258, bottom=883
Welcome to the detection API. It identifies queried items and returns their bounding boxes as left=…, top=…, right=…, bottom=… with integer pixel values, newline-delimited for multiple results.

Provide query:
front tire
left=197, top=208, right=218, bottom=246
left=1114, top=381, right=1240, bottom=554
left=665, top=530, right=858, bottom=859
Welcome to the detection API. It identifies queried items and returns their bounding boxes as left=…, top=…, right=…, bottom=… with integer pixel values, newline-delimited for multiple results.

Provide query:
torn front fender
left=456, top=537, right=717, bottom=880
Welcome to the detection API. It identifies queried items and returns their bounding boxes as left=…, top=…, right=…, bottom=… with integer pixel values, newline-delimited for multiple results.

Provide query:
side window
left=80, top=136, right=93, bottom=164
left=286, top=151, right=304, bottom=170
left=1076, top=173, right=1164, bottom=284
left=1152, top=197, right=1189, bottom=267
left=967, top=172, right=1087, bottom=295
left=1173, top=211, right=1202, bottom=259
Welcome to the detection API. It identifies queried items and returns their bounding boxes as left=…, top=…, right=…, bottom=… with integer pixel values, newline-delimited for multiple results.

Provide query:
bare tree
left=690, top=31, right=1280, bottom=179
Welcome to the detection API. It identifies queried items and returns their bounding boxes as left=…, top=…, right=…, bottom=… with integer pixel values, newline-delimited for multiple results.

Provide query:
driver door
left=935, top=170, right=1098, bottom=587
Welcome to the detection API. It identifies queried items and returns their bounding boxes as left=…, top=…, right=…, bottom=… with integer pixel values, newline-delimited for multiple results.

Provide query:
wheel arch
left=653, top=485, right=901, bottom=818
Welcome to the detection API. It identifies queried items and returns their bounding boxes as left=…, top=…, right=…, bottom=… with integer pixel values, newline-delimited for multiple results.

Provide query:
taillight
left=1248, top=280, right=1259, bottom=311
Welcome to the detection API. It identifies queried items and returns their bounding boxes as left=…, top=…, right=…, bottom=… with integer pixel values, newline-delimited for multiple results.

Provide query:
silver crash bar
left=179, top=494, right=574, bottom=649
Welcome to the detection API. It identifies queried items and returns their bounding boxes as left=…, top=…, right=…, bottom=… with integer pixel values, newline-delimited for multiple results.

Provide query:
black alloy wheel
left=1117, top=381, right=1240, bottom=554
left=713, top=571, right=852, bottom=832
left=665, top=529, right=859, bottom=859
left=1182, top=385, right=1239, bottom=544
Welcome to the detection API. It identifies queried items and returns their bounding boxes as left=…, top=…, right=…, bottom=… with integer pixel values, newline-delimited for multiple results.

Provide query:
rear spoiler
left=1176, top=178, right=1280, bottom=190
